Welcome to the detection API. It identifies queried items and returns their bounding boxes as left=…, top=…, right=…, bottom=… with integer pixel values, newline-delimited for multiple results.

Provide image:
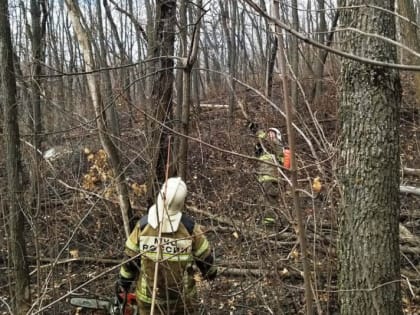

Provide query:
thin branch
left=108, top=0, right=148, bottom=42
left=241, top=0, right=420, bottom=72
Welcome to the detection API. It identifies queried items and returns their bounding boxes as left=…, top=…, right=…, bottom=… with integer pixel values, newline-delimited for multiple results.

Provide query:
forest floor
left=1, top=75, right=420, bottom=314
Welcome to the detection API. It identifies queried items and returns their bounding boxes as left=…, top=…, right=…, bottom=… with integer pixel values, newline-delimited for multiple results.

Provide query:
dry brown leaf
left=69, top=249, right=79, bottom=258
left=312, top=177, right=322, bottom=193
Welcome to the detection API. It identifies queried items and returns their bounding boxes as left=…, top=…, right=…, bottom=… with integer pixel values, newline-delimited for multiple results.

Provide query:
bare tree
left=103, top=0, right=132, bottom=129
left=177, top=0, right=203, bottom=179
left=311, top=0, right=327, bottom=102
left=265, top=0, right=278, bottom=99
left=24, top=0, right=47, bottom=207
left=398, top=0, right=420, bottom=108
left=28, top=0, right=47, bottom=148
left=337, top=1, right=403, bottom=314
left=65, top=0, right=134, bottom=237
left=1, top=0, right=31, bottom=312
left=145, top=0, right=177, bottom=203
left=109, top=0, right=148, bottom=105
left=96, top=0, right=121, bottom=138
left=272, top=0, right=313, bottom=312
left=309, top=7, right=339, bottom=104
left=220, top=0, right=238, bottom=120
left=290, top=0, right=299, bottom=109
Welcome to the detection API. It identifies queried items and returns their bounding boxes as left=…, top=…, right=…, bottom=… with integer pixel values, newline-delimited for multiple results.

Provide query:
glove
left=117, top=276, right=132, bottom=292
left=247, top=121, right=258, bottom=134
left=204, top=266, right=217, bottom=281
left=255, top=143, right=263, bottom=157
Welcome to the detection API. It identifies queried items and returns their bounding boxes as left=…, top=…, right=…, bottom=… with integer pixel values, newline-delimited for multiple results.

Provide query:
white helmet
left=268, top=127, right=283, bottom=143
left=148, top=177, right=187, bottom=232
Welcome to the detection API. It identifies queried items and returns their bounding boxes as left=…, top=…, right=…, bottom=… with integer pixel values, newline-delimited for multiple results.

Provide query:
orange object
left=283, top=149, right=291, bottom=169
left=312, top=177, right=322, bottom=193
left=118, top=293, right=137, bottom=315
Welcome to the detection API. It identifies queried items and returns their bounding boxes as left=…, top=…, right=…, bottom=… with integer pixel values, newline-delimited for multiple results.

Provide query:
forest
left=1, top=0, right=420, bottom=314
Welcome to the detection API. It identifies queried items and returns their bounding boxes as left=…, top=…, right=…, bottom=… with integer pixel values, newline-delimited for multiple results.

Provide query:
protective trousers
left=259, top=180, right=281, bottom=225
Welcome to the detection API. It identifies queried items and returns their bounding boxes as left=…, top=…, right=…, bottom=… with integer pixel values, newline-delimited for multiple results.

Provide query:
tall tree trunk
left=265, top=31, right=277, bottom=99
left=65, top=0, right=134, bottom=237
left=273, top=1, right=313, bottom=313
left=97, top=0, right=121, bottom=140
left=28, top=0, right=47, bottom=204
left=0, top=0, right=31, bottom=312
left=48, top=5, right=66, bottom=130
left=178, top=0, right=203, bottom=179
left=338, top=1, right=403, bottom=314
left=29, top=0, right=44, bottom=149
left=145, top=0, right=177, bottom=204
left=103, top=0, right=130, bottom=131
left=220, top=0, right=237, bottom=121
left=311, top=0, right=326, bottom=103
left=174, top=0, right=187, bottom=176
left=290, top=0, right=299, bottom=109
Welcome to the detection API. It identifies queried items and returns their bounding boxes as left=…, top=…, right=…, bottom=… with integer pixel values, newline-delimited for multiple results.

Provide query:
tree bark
left=0, top=0, right=31, bottom=312
left=338, top=1, right=403, bottom=314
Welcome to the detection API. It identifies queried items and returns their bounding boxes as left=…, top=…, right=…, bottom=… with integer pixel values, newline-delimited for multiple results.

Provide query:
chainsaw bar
left=70, top=297, right=112, bottom=311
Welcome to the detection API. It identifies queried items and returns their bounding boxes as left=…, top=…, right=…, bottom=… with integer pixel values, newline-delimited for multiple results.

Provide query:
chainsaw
left=69, top=285, right=137, bottom=315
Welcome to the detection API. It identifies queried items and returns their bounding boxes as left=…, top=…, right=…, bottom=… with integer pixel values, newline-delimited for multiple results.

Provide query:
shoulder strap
left=139, top=215, right=148, bottom=231
left=180, top=213, right=195, bottom=235
left=139, top=213, right=195, bottom=234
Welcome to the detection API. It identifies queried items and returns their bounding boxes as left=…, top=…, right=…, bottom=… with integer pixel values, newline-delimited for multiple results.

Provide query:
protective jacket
left=256, top=131, right=290, bottom=183
left=119, top=213, right=216, bottom=312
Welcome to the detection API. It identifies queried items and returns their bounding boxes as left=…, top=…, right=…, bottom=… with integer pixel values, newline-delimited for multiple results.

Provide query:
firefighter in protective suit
left=255, top=128, right=290, bottom=225
left=117, top=177, right=217, bottom=315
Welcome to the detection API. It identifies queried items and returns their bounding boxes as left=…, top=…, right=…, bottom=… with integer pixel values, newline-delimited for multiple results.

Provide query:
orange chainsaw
left=69, top=286, right=137, bottom=315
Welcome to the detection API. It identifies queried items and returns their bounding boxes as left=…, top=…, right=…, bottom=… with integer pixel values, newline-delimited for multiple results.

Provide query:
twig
left=27, top=256, right=120, bottom=275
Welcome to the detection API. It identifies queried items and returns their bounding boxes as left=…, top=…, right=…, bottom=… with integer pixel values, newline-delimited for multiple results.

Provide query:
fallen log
left=400, top=223, right=420, bottom=247
left=218, top=266, right=302, bottom=278
left=403, top=167, right=420, bottom=177
left=400, top=185, right=420, bottom=196
left=200, top=104, right=228, bottom=109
